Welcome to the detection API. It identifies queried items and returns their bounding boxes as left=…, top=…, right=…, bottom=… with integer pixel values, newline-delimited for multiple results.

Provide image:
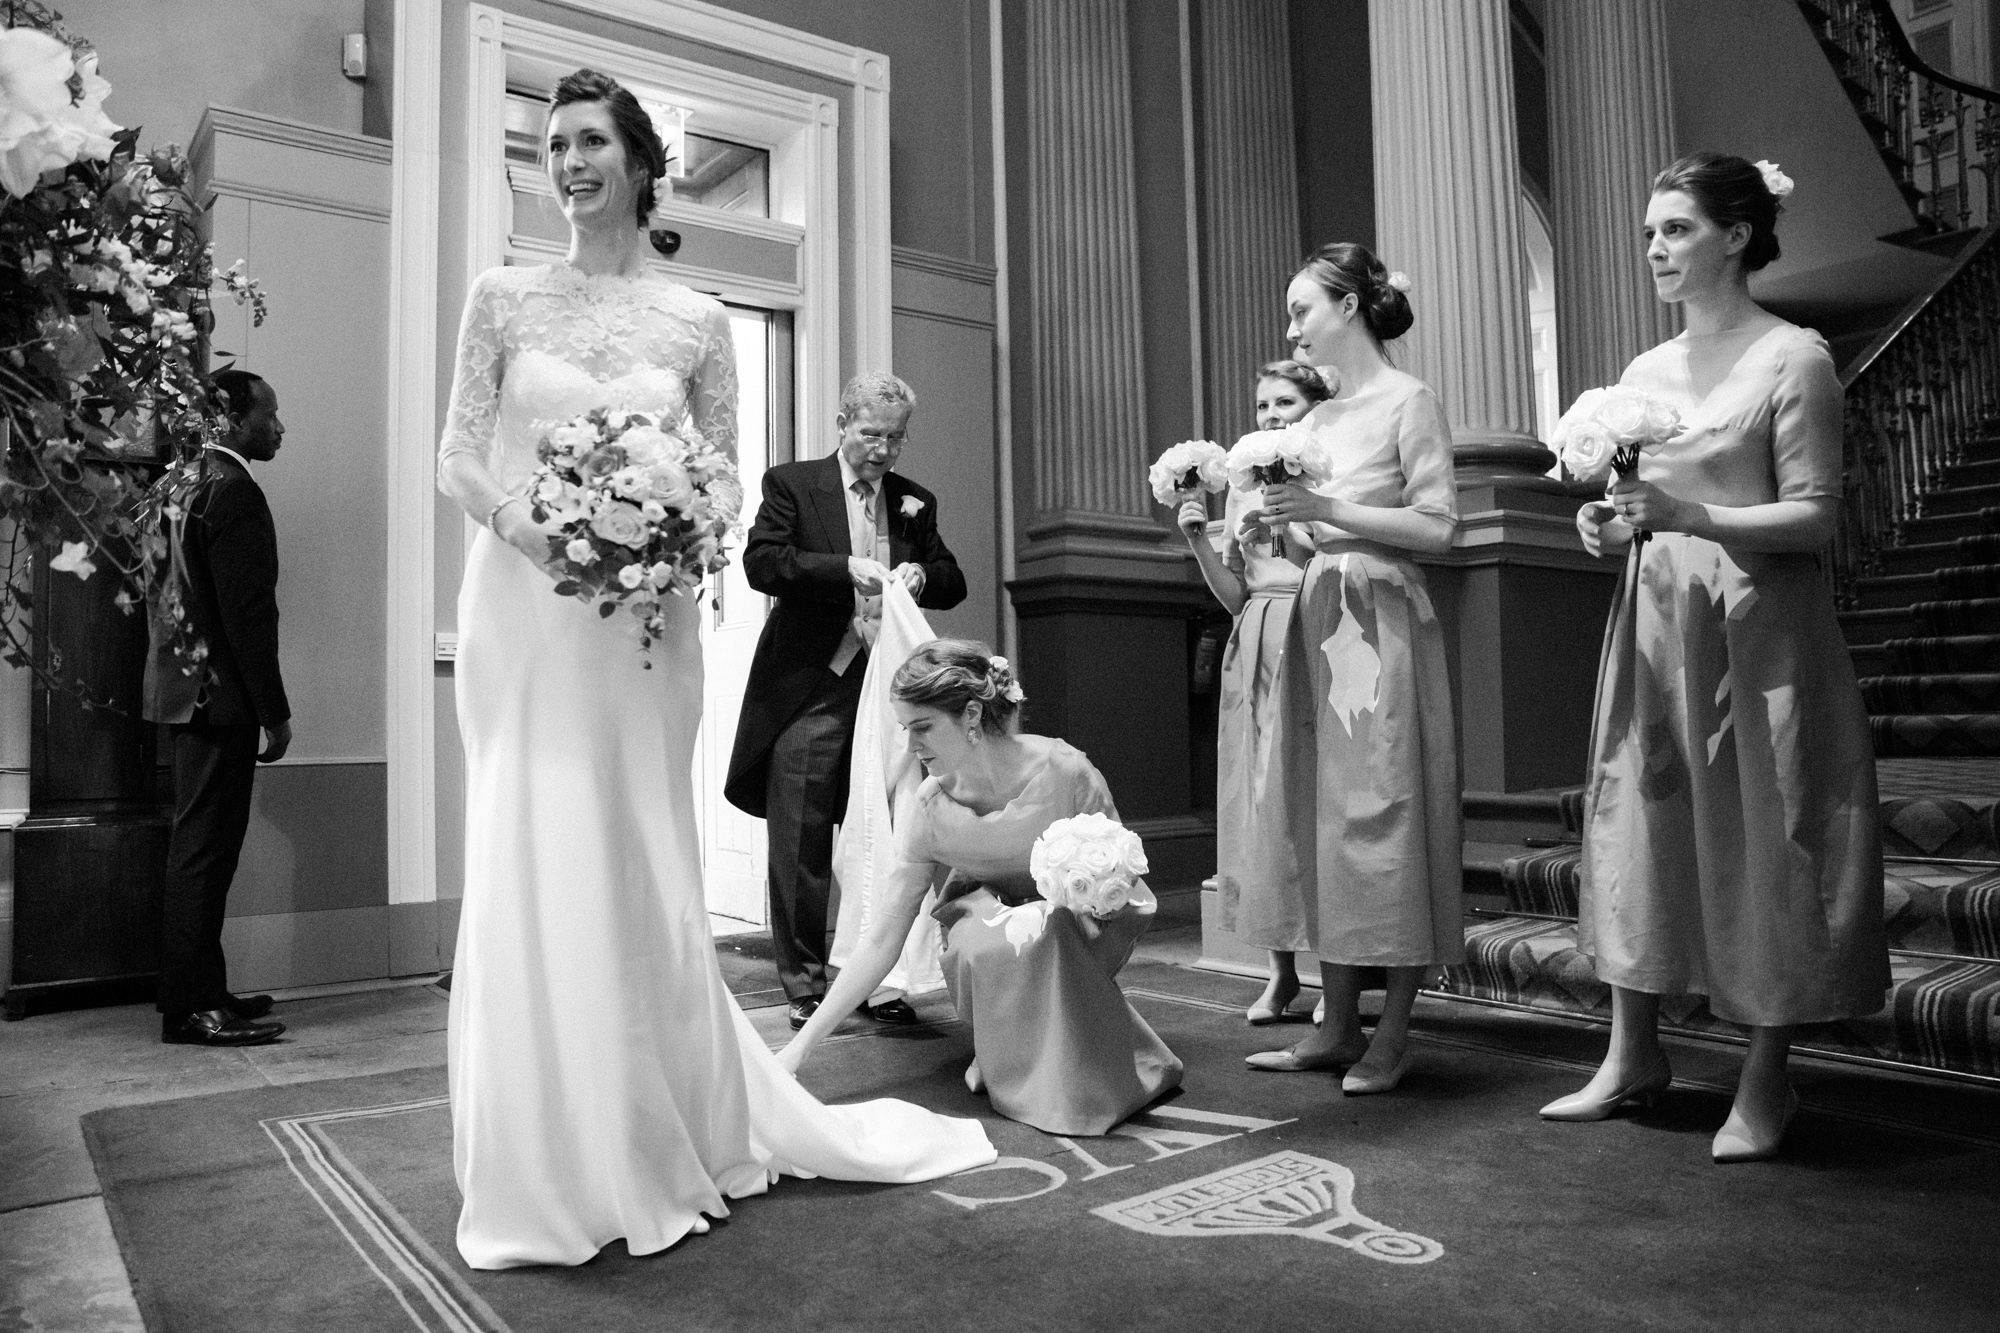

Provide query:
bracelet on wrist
left=485, top=495, right=524, bottom=536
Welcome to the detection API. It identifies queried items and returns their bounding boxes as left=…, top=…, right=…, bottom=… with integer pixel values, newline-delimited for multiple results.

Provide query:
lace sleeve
left=688, top=302, right=739, bottom=459
left=437, top=269, right=509, bottom=486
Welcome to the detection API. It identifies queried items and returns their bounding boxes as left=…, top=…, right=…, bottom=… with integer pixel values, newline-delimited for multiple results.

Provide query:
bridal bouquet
left=1148, top=439, right=1228, bottom=505
left=1224, top=423, right=1334, bottom=491
left=1029, top=812, right=1148, bottom=919
left=527, top=408, right=744, bottom=661
left=1551, top=386, right=1680, bottom=486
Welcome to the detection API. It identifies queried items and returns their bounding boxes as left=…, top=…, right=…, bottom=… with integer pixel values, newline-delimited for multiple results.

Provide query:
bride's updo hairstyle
left=1296, top=242, right=1414, bottom=344
left=1651, top=151, right=1783, bottom=272
left=893, top=639, right=1025, bottom=736
left=548, top=69, right=667, bottom=226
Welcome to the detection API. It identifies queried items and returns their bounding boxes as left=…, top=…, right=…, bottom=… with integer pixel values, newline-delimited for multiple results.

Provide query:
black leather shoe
left=226, top=993, right=275, bottom=1020
left=162, top=1008, right=285, bottom=1046
left=861, top=998, right=920, bottom=1025
left=788, top=997, right=821, bottom=1030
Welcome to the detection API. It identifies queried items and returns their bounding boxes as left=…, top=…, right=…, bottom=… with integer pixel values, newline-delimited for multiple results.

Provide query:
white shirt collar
left=204, top=442, right=255, bottom=472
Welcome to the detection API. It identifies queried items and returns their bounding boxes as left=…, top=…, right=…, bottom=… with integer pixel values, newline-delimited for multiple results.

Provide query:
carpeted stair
left=1844, top=434, right=2000, bottom=763
left=1444, top=795, right=2000, bottom=1080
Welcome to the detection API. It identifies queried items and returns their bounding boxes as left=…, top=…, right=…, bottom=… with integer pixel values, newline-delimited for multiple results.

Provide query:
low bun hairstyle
left=1651, top=151, right=1783, bottom=272
left=1256, top=360, right=1332, bottom=404
left=1296, top=242, right=1414, bottom=344
left=892, top=639, right=1025, bottom=735
left=549, top=69, right=666, bottom=226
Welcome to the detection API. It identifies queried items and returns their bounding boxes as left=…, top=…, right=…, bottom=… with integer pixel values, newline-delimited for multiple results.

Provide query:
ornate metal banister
left=1835, top=219, right=2000, bottom=601
left=1811, top=0, right=2000, bottom=235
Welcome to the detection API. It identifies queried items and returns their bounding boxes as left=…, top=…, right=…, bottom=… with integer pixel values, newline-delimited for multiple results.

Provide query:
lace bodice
left=437, top=264, right=739, bottom=492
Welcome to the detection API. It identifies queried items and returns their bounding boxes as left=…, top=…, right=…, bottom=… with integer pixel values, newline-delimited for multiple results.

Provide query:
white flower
left=617, top=423, right=675, bottom=466
left=1386, top=270, right=1413, bottom=293
left=616, top=561, right=646, bottom=589
left=1551, top=385, right=1680, bottom=483
left=0, top=38, right=120, bottom=199
left=645, top=458, right=695, bottom=511
left=1224, top=425, right=1331, bottom=491
left=901, top=494, right=924, bottom=518
left=548, top=422, right=596, bottom=459
left=564, top=537, right=598, bottom=565
left=1753, top=159, right=1794, bottom=200
left=1148, top=439, right=1228, bottom=505
left=48, top=539, right=96, bottom=580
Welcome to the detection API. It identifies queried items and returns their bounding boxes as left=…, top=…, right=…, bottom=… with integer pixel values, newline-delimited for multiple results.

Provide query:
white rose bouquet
left=1551, top=385, right=1680, bottom=487
left=1028, top=811, right=1150, bottom=919
left=1148, top=439, right=1229, bottom=506
left=1224, top=423, right=1334, bottom=491
left=525, top=408, right=745, bottom=662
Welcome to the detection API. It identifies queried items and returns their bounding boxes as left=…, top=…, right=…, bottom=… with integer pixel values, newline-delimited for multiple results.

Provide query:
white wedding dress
left=439, top=264, right=994, bottom=1271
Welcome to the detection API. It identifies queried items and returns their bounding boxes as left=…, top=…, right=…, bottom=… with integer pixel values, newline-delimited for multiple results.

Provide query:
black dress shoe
left=861, top=998, right=920, bottom=1025
left=162, top=1008, right=285, bottom=1046
left=788, top=997, right=822, bottom=1030
left=226, top=993, right=275, bottom=1020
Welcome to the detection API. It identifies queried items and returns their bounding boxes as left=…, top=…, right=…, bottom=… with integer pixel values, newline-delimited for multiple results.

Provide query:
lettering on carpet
left=1093, top=1151, right=1443, bottom=1263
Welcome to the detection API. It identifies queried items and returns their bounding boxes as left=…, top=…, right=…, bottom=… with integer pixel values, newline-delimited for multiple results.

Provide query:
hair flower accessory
left=987, top=655, right=1026, bottom=704
left=1385, top=271, right=1413, bottom=293
left=1753, top=160, right=1794, bottom=200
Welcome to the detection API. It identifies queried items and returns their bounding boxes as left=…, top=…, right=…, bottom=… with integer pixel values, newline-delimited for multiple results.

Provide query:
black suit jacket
left=724, top=454, right=965, bottom=817
left=143, top=451, right=290, bottom=729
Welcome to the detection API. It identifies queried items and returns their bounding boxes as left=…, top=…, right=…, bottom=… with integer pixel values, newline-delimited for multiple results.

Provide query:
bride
left=436, top=68, right=993, bottom=1271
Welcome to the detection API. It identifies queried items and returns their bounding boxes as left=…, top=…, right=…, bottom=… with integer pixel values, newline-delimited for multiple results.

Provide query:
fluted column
left=1025, top=0, right=1152, bottom=533
left=1370, top=0, right=1550, bottom=482
left=1547, top=0, right=1678, bottom=403
left=1197, top=1, right=1302, bottom=443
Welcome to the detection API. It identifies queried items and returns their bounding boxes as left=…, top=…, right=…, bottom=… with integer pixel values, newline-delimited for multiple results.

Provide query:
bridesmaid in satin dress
left=1544, top=152, right=1886, bottom=1162
left=781, top=640, right=1182, bottom=1135
left=1179, top=361, right=1329, bottom=1025
left=1243, top=243, right=1463, bottom=1097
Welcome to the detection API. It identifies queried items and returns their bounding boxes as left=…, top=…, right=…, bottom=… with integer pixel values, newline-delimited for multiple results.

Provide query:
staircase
left=1446, top=795, right=2000, bottom=1080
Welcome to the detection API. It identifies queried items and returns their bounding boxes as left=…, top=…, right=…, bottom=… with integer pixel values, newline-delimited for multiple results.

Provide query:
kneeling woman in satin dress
left=780, top=640, right=1183, bottom=1135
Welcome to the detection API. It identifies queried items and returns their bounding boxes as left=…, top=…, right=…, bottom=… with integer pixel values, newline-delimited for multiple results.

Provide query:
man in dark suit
left=144, top=369, right=292, bottom=1046
left=726, top=372, right=965, bottom=1029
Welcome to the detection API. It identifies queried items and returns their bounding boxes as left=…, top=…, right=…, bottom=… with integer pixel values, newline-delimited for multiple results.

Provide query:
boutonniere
left=900, top=495, right=925, bottom=519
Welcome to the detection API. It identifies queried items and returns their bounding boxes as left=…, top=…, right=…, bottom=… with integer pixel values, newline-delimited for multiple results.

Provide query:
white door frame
left=386, top=0, right=892, bottom=908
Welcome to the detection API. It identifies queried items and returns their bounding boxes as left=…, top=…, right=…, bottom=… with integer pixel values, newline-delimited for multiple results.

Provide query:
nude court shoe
left=1712, top=1086, right=1799, bottom=1164
left=1341, top=1046, right=1414, bottom=1096
left=1538, top=1053, right=1673, bottom=1122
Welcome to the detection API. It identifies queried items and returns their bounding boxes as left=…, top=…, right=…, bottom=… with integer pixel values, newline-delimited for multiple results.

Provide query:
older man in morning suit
left=144, top=369, right=292, bottom=1047
left=725, top=372, right=965, bottom=1029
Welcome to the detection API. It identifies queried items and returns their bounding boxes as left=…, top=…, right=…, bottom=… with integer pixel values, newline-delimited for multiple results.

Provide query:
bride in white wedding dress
left=436, top=69, right=994, bottom=1271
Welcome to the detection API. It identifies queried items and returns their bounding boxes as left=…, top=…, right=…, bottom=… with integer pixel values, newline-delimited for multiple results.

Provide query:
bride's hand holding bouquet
left=1553, top=385, right=1682, bottom=556
left=519, top=407, right=745, bottom=661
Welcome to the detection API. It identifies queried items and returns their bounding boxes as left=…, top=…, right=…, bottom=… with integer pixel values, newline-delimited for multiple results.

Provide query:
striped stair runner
left=1444, top=795, right=2000, bottom=1080
left=1845, top=433, right=2000, bottom=762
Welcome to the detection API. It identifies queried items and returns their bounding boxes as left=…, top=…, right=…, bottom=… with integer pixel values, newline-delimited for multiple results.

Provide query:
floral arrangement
left=526, top=407, right=745, bottom=662
left=1550, top=385, right=1680, bottom=486
left=1147, top=438, right=1227, bottom=506
left=1224, top=423, right=1333, bottom=491
left=1028, top=811, right=1149, bottom=919
left=1, top=5, right=267, bottom=698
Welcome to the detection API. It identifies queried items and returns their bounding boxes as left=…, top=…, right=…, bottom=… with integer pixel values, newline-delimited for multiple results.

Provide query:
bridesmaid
left=1245, top=244, right=1463, bottom=1095
left=780, top=640, right=1182, bottom=1135
left=1180, top=361, right=1329, bottom=1025
left=1546, top=152, right=1887, bottom=1162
